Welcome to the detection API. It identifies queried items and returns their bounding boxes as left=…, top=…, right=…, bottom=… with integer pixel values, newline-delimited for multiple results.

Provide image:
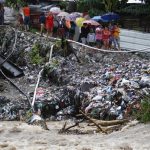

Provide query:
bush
left=29, top=43, right=43, bottom=65
left=134, top=95, right=150, bottom=123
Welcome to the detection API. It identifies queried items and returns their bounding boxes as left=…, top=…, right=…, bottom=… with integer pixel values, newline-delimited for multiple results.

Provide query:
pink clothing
left=95, top=28, right=103, bottom=40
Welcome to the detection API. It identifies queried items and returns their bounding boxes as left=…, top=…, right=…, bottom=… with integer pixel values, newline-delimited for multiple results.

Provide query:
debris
left=0, top=26, right=150, bottom=133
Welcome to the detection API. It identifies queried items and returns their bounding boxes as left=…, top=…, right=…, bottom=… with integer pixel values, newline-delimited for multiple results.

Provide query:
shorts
left=81, top=37, right=87, bottom=44
left=24, top=16, right=30, bottom=25
left=103, top=39, right=109, bottom=43
left=41, top=23, right=45, bottom=28
left=96, top=39, right=102, bottom=47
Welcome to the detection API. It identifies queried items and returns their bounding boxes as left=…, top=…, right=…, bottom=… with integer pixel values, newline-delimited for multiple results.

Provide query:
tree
left=103, top=0, right=118, bottom=12
left=5, top=0, right=25, bottom=8
left=141, top=0, right=150, bottom=4
left=77, top=0, right=129, bottom=14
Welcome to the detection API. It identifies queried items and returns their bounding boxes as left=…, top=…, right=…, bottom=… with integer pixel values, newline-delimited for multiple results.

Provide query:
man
left=46, top=12, right=54, bottom=37
left=80, top=23, right=90, bottom=44
left=22, top=4, right=30, bottom=31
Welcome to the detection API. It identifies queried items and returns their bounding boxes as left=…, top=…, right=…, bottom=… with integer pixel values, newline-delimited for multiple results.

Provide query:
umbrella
left=84, top=15, right=91, bottom=20
left=57, top=12, right=69, bottom=17
left=69, top=12, right=82, bottom=21
left=92, top=16, right=108, bottom=22
left=70, top=12, right=82, bottom=17
left=83, top=20, right=100, bottom=26
left=0, top=0, right=5, bottom=3
left=75, top=17, right=86, bottom=27
left=50, top=7, right=61, bottom=14
left=101, top=12, right=120, bottom=21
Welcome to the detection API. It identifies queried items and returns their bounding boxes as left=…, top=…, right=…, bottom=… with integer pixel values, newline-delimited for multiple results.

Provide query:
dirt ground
left=0, top=121, right=150, bottom=150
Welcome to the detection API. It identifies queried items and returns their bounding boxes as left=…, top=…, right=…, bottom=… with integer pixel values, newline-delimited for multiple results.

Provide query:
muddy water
left=0, top=121, right=150, bottom=150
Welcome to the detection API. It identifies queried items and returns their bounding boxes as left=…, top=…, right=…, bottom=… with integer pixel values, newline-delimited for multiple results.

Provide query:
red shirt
left=102, top=30, right=110, bottom=40
left=23, top=7, right=30, bottom=17
left=46, top=15, right=54, bottom=27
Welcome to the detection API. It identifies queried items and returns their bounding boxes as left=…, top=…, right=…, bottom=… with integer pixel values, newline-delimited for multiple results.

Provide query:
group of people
left=80, top=23, right=120, bottom=50
left=39, top=12, right=76, bottom=39
left=17, top=4, right=120, bottom=50
left=18, top=5, right=76, bottom=39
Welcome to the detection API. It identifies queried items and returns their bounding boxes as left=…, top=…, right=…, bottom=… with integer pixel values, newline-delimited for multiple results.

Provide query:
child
left=102, top=26, right=110, bottom=49
left=95, top=26, right=103, bottom=48
left=22, top=4, right=30, bottom=31
left=87, top=28, right=96, bottom=46
left=17, top=14, right=24, bottom=30
left=39, top=12, right=46, bottom=36
left=113, top=25, right=120, bottom=50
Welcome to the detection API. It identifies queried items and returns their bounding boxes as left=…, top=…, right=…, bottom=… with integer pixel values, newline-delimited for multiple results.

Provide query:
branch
left=79, top=110, right=106, bottom=133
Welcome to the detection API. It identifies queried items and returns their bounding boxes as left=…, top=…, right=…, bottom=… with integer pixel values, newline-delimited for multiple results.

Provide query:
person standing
left=108, top=23, right=114, bottom=49
left=87, top=28, right=96, bottom=46
left=0, top=3, right=4, bottom=25
left=102, top=26, right=110, bottom=49
left=95, top=25, right=103, bottom=48
left=69, top=21, right=76, bottom=40
left=80, top=23, right=90, bottom=44
left=39, top=12, right=46, bottom=36
left=46, top=12, right=54, bottom=37
left=57, top=16, right=65, bottom=38
left=22, top=4, right=30, bottom=31
left=17, top=14, right=24, bottom=30
left=65, top=19, right=71, bottom=38
left=113, top=24, right=121, bottom=50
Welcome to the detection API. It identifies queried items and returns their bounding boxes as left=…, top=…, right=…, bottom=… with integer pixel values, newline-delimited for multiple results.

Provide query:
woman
left=102, top=26, right=110, bottom=49
left=95, top=26, right=103, bottom=48
left=46, top=12, right=54, bottom=37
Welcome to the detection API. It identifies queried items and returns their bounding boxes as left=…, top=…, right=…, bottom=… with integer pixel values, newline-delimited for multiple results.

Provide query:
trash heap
left=0, top=51, right=150, bottom=121
left=33, top=52, right=150, bottom=121
left=0, top=26, right=150, bottom=122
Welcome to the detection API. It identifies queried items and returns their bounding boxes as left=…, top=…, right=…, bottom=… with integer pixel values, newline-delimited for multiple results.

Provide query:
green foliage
left=77, top=0, right=105, bottom=16
left=42, top=58, right=60, bottom=78
left=44, top=59, right=59, bottom=74
left=29, top=28, right=39, bottom=34
left=5, top=0, right=25, bottom=8
left=29, top=43, right=43, bottom=65
left=59, top=1, right=68, bottom=11
left=54, top=40, right=62, bottom=49
left=77, top=0, right=127, bottom=16
left=134, top=95, right=150, bottom=123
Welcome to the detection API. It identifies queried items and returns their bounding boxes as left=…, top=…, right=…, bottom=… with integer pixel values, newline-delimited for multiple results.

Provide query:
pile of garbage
left=0, top=26, right=150, bottom=123
left=35, top=54, right=149, bottom=121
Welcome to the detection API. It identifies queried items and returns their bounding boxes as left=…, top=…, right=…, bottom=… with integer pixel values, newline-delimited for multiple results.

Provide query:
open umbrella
left=101, top=12, right=120, bottom=22
left=83, top=20, right=100, bottom=26
left=92, top=16, right=108, bottom=22
left=75, top=17, right=86, bottom=27
left=50, top=7, right=61, bottom=15
left=57, top=12, right=69, bottom=17
left=0, top=0, right=5, bottom=3
left=69, top=12, right=82, bottom=21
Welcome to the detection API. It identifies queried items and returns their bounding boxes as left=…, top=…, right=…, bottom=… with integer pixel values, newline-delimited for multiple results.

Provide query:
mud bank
left=0, top=121, right=150, bottom=150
